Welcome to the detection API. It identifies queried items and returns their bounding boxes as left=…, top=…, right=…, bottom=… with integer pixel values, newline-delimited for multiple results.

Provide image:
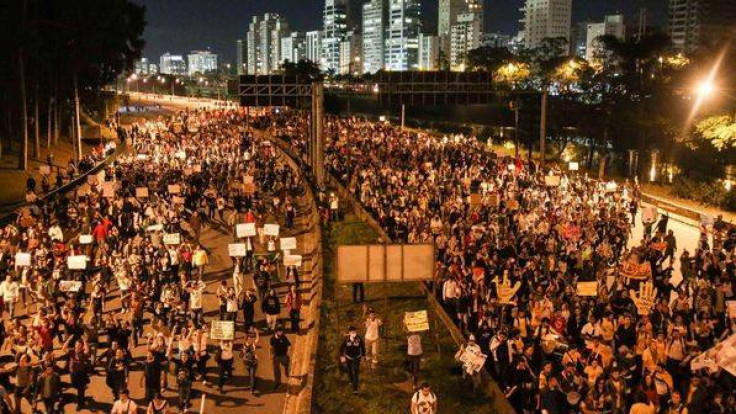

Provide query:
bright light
left=649, top=166, right=656, bottom=182
left=697, top=80, right=715, bottom=99
left=726, top=180, right=733, bottom=191
left=372, top=84, right=379, bottom=94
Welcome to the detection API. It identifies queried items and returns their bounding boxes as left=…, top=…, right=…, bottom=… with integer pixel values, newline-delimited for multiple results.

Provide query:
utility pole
left=73, top=73, right=82, bottom=162
left=539, top=88, right=548, bottom=166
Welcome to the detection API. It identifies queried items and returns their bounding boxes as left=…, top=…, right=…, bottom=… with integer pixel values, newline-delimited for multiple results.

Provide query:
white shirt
left=411, top=390, right=436, bottom=414
left=365, top=318, right=381, bottom=341
left=190, top=282, right=205, bottom=309
left=0, top=281, right=19, bottom=302
left=111, top=399, right=138, bottom=414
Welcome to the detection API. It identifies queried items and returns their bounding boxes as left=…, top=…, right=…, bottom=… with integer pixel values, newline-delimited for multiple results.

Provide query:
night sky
left=133, top=0, right=668, bottom=64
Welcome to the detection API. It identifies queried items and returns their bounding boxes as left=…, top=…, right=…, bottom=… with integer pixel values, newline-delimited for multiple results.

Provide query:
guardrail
left=262, top=130, right=324, bottom=414
left=0, top=143, right=127, bottom=227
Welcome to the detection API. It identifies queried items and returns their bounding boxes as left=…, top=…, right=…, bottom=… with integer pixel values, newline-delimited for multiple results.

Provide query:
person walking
left=36, top=366, right=61, bottom=414
left=285, top=285, right=302, bottom=334
left=110, top=389, right=137, bottom=414
left=262, top=288, right=281, bottom=333
left=146, top=393, right=169, bottom=414
left=241, top=334, right=259, bottom=395
left=270, top=326, right=291, bottom=389
left=340, top=325, right=366, bottom=395
left=411, top=383, right=437, bottom=414
left=364, top=308, right=382, bottom=368
left=216, top=339, right=235, bottom=394
left=140, top=351, right=162, bottom=404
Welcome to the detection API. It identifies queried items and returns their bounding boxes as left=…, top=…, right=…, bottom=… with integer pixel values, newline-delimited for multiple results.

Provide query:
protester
left=340, top=325, right=366, bottom=395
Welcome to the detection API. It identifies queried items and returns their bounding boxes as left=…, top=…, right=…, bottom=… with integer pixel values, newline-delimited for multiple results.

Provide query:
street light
left=696, top=80, right=715, bottom=99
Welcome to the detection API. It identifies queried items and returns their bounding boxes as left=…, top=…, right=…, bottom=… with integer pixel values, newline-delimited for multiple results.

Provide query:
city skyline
left=134, top=0, right=667, bottom=63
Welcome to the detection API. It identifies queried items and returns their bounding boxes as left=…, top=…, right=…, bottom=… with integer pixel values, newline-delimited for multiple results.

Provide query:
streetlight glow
left=696, top=80, right=715, bottom=99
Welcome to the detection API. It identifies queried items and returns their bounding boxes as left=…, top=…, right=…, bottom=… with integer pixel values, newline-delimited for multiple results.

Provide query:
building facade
left=385, top=0, right=422, bottom=71
left=521, top=0, right=572, bottom=53
left=236, top=39, right=246, bottom=75
left=668, top=0, right=736, bottom=54
left=480, top=32, right=512, bottom=48
left=281, top=32, right=306, bottom=65
left=306, top=31, right=323, bottom=66
left=585, top=15, right=625, bottom=62
left=134, top=58, right=150, bottom=75
left=322, top=0, right=349, bottom=72
left=246, top=13, right=289, bottom=75
left=362, top=0, right=387, bottom=74
left=159, top=53, right=187, bottom=75
left=418, top=33, right=440, bottom=70
left=450, top=12, right=481, bottom=71
left=187, top=50, right=218, bottom=76
left=339, top=30, right=362, bottom=75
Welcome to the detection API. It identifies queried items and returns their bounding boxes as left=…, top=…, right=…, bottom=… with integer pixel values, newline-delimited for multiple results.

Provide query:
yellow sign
left=404, top=310, right=430, bottom=333
left=576, top=281, right=598, bottom=297
left=494, top=272, right=521, bottom=305
left=630, top=281, right=658, bottom=316
left=210, top=320, right=234, bottom=340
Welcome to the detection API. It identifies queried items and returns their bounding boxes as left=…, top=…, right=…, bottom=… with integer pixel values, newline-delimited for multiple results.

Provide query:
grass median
left=313, top=212, right=497, bottom=413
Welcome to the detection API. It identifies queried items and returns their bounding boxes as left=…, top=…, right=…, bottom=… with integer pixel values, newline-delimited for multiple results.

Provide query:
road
left=6, top=105, right=318, bottom=414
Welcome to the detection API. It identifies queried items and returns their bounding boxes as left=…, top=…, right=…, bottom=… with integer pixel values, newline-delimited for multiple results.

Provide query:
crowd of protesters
left=265, top=110, right=736, bottom=414
left=0, top=107, right=305, bottom=413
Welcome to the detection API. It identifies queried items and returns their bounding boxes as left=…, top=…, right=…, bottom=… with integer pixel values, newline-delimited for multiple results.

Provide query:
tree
left=466, top=46, right=514, bottom=73
left=282, top=59, right=324, bottom=81
left=696, top=114, right=736, bottom=150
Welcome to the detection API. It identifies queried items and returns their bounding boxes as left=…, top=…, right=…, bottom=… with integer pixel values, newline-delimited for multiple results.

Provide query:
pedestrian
left=110, top=389, right=137, bottom=414
left=241, top=289, right=258, bottom=331
left=364, top=308, right=382, bottom=368
left=285, top=285, right=302, bottom=333
left=146, top=393, right=169, bottom=414
left=270, top=326, right=291, bottom=389
left=216, top=339, right=235, bottom=394
left=407, top=331, right=423, bottom=388
left=140, top=351, right=163, bottom=404
left=241, top=333, right=259, bottom=395
left=262, top=288, right=281, bottom=332
left=410, top=383, right=437, bottom=414
left=106, top=348, right=128, bottom=401
left=340, top=325, right=366, bottom=395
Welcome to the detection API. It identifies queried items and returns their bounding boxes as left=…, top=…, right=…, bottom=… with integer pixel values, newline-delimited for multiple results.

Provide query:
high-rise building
left=323, top=0, right=349, bottom=72
left=339, top=30, right=362, bottom=75
left=246, top=13, right=289, bottom=75
left=236, top=39, right=247, bottom=75
left=438, top=0, right=482, bottom=57
left=586, top=15, right=625, bottom=62
left=450, top=12, right=481, bottom=70
left=521, top=0, right=572, bottom=53
left=570, top=22, right=589, bottom=58
left=306, top=31, right=323, bottom=66
left=187, top=50, right=218, bottom=76
left=480, top=32, right=512, bottom=48
left=385, top=0, right=422, bottom=71
left=148, top=64, right=159, bottom=75
left=362, top=0, right=387, bottom=74
left=668, top=0, right=736, bottom=54
left=159, top=53, right=187, bottom=75
left=134, top=58, right=150, bottom=75
left=418, top=34, right=440, bottom=70
left=281, top=32, right=306, bottom=65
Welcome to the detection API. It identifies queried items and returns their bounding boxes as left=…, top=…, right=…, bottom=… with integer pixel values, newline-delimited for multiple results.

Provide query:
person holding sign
left=338, top=325, right=367, bottom=395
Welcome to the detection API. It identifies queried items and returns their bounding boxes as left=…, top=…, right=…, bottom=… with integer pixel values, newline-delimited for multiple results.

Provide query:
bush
left=670, top=175, right=735, bottom=211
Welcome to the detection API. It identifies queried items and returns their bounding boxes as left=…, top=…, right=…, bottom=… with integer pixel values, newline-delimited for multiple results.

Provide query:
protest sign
left=15, top=252, right=31, bottom=267
left=67, top=255, right=88, bottom=270
left=210, top=320, right=235, bottom=340
left=243, top=182, right=256, bottom=194
left=244, top=175, right=254, bottom=184
left=175, top=150, right=186, bottom=160
left=728, top=301, right=736, bottom=319
left=59, top=281, right=82, bottom=292
left=404, top=310, right=430, bottom=332
left=469, top=193, right=482, bottom=207
left=280, top=237, right=297, bottom=251
left=544, top=175, right=561, bottom=187
left=457, top=347, right=487, bottom=374
left=691, top=333, right=736, bottom=375
left=236, top=223, right=256, bottom=238
left=284, top=255, right=302, bottom=267
left=642, top=206, right=658, bottom=224
left=228, top=243, right=247, bottom=257
left=172, top=196, right=185, bottom=205
left=576, top=281, right=598, bottom=297
left=264, top=223, right=280, bottom=237
left=568, top=162, right=579, bottom=171
left=39, top=165, right=51, bottom=175
left=701, top=214, right=714, bottom=228
left=630, top=281, right=658, bottom=315
left=102, top=182, right=115, bottom=198
left=136, top=187, right=149, bottom=198
left=168, top=184, right=181, bottom=195
left=163, top=233, right=181, bottom=245
left=79, top=234, right=93, bottom=244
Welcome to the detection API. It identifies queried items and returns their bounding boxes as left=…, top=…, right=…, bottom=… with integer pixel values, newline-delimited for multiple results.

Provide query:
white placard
left=175, top=150, right=186, bottom=160
left=15, top=252, right=31, bottom=267
left=146, top=224, right=164, bottom=232
left=168, top=184, right=181, bottom=194
left=280, top=237, right=297, bottom=251
left=210, top=320, right=235, bottom=340
left=102, top=182, right=115, bottom=198
left=67, top=255, right=88, bottom=270
left=284, top=254, right=302, bottom=267
left=163, top=233, right=181, bottom=245
left=136, top=187, right=149, bottom=198
left=59, top=281, right=82, bottom=292
left=172, top=196, right=185, bottom=205
left=136, top=154, right=148, bottom=160
left=568, top=162, right=579, bottom=171
left=642, top=206, right=658, bottom=224
left=79, top=234, right=93, bottom=244
left=228, top=243, right=247, bottom=257
left=264, top=223, right=280, bottom=237
left=236, top=223, right=256, bottom=238
left=544, top=175, right=561, bottom=187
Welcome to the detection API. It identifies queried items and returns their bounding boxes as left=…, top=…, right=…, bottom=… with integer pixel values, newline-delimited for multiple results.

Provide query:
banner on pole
left=228, top=243, right=247, bottom=257
left=280, top=237, right=297, bottom=251
left=236, top=223, right=256, bottom=238
left=264, top=223, right=280, bottom=237
left=15, top=252, right=31, bottom=267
